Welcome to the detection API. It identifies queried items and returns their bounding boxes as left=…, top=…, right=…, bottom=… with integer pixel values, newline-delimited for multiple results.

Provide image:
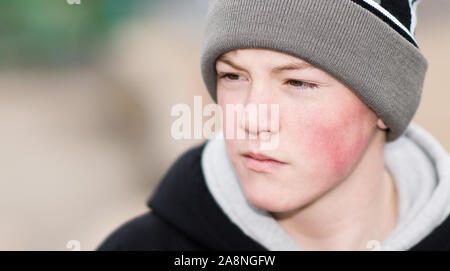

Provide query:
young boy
left=98, top=0, right=450, bottom=251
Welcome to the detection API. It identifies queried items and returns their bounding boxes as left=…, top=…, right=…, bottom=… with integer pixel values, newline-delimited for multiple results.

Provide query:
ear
left=377, top=118, right=389, bottom=130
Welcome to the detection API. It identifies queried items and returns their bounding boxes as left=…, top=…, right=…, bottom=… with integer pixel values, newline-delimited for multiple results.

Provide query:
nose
left=239, top=81, right=279, bottom=139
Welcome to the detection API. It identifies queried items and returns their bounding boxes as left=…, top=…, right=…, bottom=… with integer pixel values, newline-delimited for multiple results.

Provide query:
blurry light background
left=0, top=0, right=448, bottom=250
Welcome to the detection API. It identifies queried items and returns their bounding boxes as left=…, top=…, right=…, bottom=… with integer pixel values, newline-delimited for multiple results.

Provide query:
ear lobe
left=377, top=119, right=389, bottom=130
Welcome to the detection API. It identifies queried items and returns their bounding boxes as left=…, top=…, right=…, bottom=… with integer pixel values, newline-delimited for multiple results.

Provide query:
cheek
left=310, top=120, right=370, bottom=179
left=218, top=89, right=239, bottom=135
left=291, top=104, right=373, bottom=180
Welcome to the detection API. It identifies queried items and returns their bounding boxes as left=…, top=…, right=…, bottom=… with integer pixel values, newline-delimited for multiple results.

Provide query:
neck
left=271, top=129, right=399, bottom=250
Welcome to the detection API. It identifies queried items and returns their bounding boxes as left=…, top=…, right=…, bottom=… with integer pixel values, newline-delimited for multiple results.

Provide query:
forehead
left=216, top=48, right=317, bottom=73
left=218, top=48, right=310, bottom=64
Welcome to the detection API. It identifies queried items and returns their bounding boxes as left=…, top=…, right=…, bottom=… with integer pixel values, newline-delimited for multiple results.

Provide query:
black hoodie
left=97, top=142, right=450, bottom=251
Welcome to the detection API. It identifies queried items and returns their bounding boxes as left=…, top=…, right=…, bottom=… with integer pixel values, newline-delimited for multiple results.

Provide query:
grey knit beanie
left=200, top=0, right=428, bottom=142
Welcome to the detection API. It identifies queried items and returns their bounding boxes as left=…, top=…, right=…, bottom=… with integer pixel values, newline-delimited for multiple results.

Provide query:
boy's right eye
left=218, top=73, right=240, bottom=80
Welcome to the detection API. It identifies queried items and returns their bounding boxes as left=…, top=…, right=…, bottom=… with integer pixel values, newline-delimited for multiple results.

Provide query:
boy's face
left=216, top=48, right=381, bottom=213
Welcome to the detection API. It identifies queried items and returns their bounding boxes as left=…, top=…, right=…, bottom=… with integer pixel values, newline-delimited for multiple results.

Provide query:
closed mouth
left=242, top=152, right=286, bottom=173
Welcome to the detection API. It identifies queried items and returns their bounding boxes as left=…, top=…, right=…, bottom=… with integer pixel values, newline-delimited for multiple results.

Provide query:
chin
left=239, top=177, right=305, bottom=213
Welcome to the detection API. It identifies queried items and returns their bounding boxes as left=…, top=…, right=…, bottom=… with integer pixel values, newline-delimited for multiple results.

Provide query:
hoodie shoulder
left=96, top=211, right=205, bottom=251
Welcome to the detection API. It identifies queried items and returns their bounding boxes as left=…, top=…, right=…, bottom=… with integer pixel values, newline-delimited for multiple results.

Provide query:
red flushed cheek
left=305, top=116, right=371, bottom=180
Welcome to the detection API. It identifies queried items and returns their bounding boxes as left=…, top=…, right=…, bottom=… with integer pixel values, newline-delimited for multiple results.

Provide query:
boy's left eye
left=286, top=79, right=317, bottom=90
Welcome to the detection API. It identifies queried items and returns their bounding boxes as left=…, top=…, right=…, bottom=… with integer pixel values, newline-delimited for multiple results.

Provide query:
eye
left=218, top=73, right=241, bottom=81
left=286, top=79, right=318, bottom=90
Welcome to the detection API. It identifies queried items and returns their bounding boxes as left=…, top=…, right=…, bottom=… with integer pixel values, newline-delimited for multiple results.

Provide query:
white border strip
left=409, top=0, right=420, bottom=35
left=362, top=0, right=417, bottom=44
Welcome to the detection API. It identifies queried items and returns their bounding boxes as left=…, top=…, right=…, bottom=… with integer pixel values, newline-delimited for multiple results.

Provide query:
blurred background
left=0, top=0, right=448, bottom=250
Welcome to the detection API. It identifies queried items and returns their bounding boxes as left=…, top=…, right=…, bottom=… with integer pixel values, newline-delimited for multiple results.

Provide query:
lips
left=242, top=152, right=286, bottom=173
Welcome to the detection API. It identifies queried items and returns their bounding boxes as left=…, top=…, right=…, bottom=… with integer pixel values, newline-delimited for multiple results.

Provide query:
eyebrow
left=216, top=55, right=315, bottom=74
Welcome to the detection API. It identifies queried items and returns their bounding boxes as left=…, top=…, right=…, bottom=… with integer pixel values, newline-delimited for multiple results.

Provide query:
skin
left=215, top=48, right=398, bottom=251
